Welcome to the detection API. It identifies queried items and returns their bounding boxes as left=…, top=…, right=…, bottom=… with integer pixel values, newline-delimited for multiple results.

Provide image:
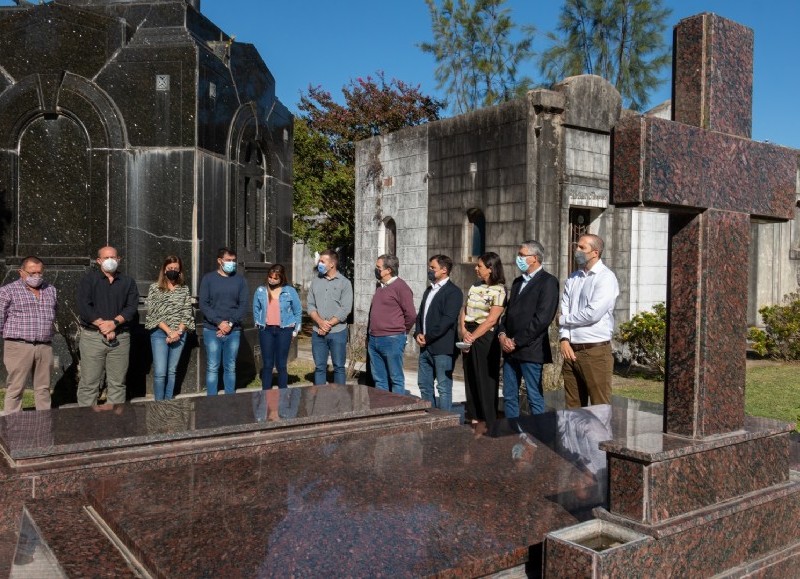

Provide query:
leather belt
left=5, top=338, right=51, bottom=346
left=570, top=340, right=610, bottom=351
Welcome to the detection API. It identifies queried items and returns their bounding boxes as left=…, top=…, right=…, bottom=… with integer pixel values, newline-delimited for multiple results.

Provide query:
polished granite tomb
left=2, top=390, right=673, bottom=577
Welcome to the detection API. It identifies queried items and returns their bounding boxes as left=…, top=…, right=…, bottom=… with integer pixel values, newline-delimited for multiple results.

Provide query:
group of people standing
left=409, top=233, right=619, bottom=432
left=1, top=233, right=618, bottom=425
left=0, top=245, right=303, bottom=411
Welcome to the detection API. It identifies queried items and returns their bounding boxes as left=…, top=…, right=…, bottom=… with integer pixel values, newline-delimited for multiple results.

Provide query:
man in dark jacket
left=498, top=240, right=559, bottom=417
left=414, top=255, right=463, bottom=411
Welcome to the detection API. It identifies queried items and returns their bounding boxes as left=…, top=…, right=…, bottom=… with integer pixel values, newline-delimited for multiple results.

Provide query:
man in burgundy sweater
left=368, top=254, right=416, bottom=394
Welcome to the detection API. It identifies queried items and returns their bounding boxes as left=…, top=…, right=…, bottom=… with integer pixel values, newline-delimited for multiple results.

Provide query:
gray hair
left=520, top=240, right=545, bottom=263
left=378, top=254, right=400, bottom=276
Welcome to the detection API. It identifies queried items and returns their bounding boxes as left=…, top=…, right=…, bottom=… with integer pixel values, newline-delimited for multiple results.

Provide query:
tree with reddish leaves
left=293, top=72, right=443, bottom=262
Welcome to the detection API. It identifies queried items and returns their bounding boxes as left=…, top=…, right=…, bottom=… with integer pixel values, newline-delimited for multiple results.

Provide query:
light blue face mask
left=222, top=261, right=237, bottom=274
left=516, top=255, right=529, bottom=272
left=317, top=262, right=328, bottom=275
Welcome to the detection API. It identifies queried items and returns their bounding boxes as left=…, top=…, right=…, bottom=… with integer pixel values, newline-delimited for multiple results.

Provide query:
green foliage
left=616, top=302, right=666, bottom=377
left=540, top=0, right=671, bottom=111
left=420, top=0, right=536, bottom=114
left=748, top=292, right=800, bottom=360
left=293, top=73, right=443, bottom=253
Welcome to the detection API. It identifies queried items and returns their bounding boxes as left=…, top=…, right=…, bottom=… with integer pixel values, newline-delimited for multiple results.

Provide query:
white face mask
left=101, top=258, right=119, bottom=273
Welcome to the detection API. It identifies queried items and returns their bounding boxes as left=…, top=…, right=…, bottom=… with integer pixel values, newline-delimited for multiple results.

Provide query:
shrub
left=616, top=303, right=666, bottom=378
left=748, top=292, right=800, bottom=360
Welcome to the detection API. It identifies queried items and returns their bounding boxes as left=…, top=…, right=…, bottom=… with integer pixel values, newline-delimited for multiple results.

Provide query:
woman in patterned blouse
left=145, top=255, right=195, bottom=400
left=459, top=252, right=507, bottom=431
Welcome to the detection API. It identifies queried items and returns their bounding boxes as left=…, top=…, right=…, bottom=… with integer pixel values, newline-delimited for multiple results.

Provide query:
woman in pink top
left=252, top=264, right=302, bottom=389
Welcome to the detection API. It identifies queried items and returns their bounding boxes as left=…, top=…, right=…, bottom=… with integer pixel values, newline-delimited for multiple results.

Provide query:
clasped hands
left=316, top=318, right=334, bottom=336
left=216, top=321, right=232, bottom=338
left=499, top=333, right=516, bottom=353
left=165, top=327, right=184, bottom=344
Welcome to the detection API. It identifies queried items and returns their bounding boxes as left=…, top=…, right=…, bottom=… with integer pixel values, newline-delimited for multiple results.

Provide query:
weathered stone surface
left=0, top=0, right=292, bottom=397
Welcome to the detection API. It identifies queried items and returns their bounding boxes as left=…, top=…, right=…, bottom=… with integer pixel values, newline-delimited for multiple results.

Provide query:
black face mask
left=374, top=268, right=382, bottom=280
left=427, top=270, right=436, bottom=283
left=165, top=270, right=180, bottom=282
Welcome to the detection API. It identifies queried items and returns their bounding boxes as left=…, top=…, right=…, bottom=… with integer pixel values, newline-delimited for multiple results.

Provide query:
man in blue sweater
left=199, top=247, right=249, bottom=395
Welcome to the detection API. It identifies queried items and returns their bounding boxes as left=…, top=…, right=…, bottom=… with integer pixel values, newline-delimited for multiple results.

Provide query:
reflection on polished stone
left=9, top=510, right=65, bottom=579
left=71, top=399, right=666, bottom=577
left=0, top=385, right=428, bottom=460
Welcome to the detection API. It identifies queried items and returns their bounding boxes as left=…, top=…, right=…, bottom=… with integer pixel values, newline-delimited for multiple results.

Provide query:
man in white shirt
left=559, top=234, right=619, bottom=408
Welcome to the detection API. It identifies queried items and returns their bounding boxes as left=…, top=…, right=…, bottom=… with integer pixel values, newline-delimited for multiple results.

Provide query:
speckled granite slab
left=10, top=400, right=661, bottom=578
left=0, top=385, right=436, bottom=467
left=79, top=414, right=611, bottom=577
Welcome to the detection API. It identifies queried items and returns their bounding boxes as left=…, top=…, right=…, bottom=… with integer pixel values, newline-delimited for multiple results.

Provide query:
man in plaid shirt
left=0, top=256, right=58, bottom=413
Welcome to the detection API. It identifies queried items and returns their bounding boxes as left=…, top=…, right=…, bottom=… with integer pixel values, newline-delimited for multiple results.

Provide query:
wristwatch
left=225, top=321, right=233, bottom=329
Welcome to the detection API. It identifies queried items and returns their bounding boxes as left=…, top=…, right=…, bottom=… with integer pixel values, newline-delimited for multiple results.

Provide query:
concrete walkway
left=295, top=338, right=468, bottom=403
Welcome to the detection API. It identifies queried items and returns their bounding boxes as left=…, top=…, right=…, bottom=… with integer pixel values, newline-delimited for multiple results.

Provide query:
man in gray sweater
left=307, top=249, right=353, bottom=384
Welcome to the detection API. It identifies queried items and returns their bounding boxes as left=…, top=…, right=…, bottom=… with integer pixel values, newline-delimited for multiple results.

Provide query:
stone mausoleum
left=354, top=75, right=800, bottom=336
left=0, top=0, right=293, bottom=396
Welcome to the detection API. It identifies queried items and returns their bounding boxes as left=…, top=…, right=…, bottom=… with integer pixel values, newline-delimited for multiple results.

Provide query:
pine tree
left=420, top=0, right=536, bottom=114
left=540, top=0, right=671, bottom=111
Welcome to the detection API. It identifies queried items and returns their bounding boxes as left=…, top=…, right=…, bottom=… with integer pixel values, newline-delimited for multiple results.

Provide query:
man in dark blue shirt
left=199, top=247, right=249, bottom=395
left=76, top=246, right=140, bottom=406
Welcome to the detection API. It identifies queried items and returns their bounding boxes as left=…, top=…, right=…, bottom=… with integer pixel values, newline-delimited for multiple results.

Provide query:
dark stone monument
left=0, top=0, right=293, bottom=398
left=545, top=13, right=800, bottom=576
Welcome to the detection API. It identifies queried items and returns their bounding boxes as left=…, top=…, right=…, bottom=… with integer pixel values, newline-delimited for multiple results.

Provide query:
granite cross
left=612, top=13, right=798, bottom=438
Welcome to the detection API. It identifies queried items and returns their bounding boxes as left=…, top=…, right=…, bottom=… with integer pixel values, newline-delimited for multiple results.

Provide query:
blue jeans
left=417, top=349, right=454, bottom=411
left=311, top=330, right=348, bottom=384
left=502, top=358, right=544, bottom=417
left=368, top=334, right=407, bottom=394
left=259, top=326, right=293, bottom=389
left=150, top=329, right=187, bottom=400
left=204, top=328, right=241, bottom=395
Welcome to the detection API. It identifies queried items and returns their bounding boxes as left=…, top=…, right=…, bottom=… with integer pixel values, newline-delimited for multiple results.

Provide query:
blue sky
left=200, top=0, right=800, bottom=149
left=0, top=1, right=796, bottom=147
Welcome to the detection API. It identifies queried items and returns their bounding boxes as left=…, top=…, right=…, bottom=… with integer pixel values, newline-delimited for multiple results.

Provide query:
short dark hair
left=479, top=252, right=505, bottom=286
left=378, top=254, right=400, bottom=276
left=217, top=247, right=236, bottom=260
left=429, top=254, right=453, bottom=274
left=20, top=256, right=43, bottom=270
left=266, top=263, right=288, bottom=286
left=319, top=249, right=339, bottom=267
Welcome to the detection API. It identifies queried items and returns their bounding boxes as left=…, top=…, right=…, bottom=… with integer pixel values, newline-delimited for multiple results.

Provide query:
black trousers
left=462, top=322, right=500, bottom=426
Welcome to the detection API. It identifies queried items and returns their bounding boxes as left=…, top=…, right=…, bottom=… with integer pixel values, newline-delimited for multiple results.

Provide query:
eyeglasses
left=517, top=253, right=535, bottom=258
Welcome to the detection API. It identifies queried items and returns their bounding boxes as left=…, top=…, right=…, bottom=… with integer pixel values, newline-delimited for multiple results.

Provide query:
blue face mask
left=317, top=262, right=328, bottom=275
left=222, top=261, right=236, bottom=274
left=516, top=255, right=529, bottom=273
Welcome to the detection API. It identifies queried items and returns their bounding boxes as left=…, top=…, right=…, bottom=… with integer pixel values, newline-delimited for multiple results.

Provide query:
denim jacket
left=253, top=284, right=302, bottom=334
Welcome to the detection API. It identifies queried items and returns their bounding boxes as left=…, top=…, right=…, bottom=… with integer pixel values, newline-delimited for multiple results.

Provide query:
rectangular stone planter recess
left=544, top=519, right=650, bottom=577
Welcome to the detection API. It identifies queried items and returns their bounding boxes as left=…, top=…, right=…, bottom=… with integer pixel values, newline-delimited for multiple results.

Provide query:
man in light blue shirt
left=559, top=234, right=619, bottom=408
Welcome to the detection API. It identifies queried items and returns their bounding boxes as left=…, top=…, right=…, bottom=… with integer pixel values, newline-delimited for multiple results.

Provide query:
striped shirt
left=144, top=283, right=196, bottom=331
left=464, top=283, right=507, bottom=324
left=0, top=279, right=57, bottom=342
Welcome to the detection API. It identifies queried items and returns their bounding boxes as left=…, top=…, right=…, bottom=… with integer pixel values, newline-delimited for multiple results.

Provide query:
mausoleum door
left=16, top=115, right=96, bottom=258
left=233, top=140, right=270, bottom=263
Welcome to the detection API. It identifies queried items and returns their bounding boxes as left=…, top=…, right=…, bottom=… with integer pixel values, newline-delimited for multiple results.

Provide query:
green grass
left=0, top=389, right=36, bottom=410
left=246, top=358, right=317, bottom=389
left=613, top=363, right=800, bottom=428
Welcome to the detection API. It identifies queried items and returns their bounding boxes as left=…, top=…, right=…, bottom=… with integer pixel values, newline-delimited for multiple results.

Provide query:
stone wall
left=0, top=0, right=293, bottom=398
